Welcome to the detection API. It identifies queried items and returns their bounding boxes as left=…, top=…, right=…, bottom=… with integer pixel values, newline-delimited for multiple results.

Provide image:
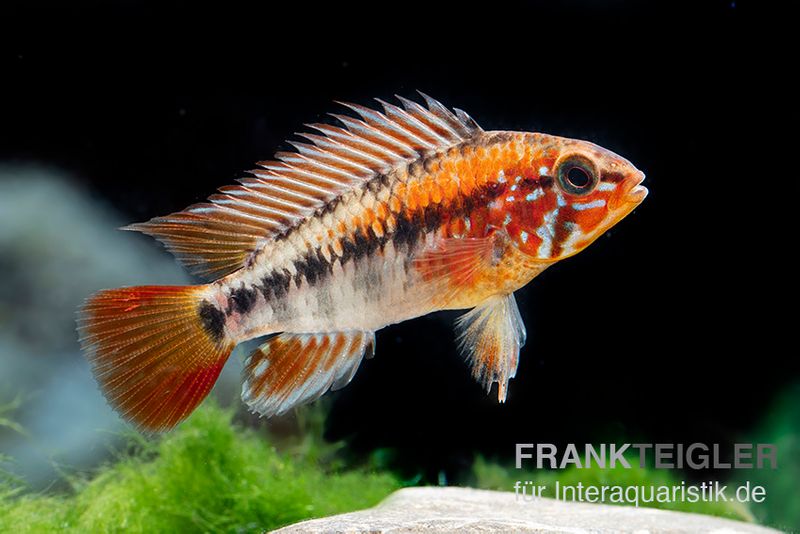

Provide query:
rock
left=274, top=487, right=777, bottom=533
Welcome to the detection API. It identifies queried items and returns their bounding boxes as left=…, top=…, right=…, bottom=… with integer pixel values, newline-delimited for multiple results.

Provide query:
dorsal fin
left=125, top=93, right=482, bottom=280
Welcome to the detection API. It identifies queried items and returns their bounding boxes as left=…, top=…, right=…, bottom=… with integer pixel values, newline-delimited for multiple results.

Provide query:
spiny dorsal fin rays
left=292, top=132, right=388, bottom=170
left=302, top=123, right=404, bottom=167
left=454, top=108, right=482, bottom=131
left=237, top=180, right=319, bottom=208
left=338, top=102, right=438, bottom=151
left=283, top=142, right=375, bottom=177
left=328, top=113, right=420, bottom=159
left=124, top=94, right=482, bottom=280
left=395, top=95, right=465, bottom=140
left=418, top=92, right=480, bottom=138
left=375, top=99, right=450, bottom=146
left=274, top=151, right=365, bottom=182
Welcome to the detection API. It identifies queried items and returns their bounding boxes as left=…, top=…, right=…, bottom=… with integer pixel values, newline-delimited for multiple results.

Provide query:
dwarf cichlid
left=78, top=94, right=647, bottom=431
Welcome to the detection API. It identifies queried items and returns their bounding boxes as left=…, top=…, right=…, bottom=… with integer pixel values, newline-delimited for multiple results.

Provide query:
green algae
left=0, top=402, right=399, bottom=533
left=3, top=389, right=793, bottom=531
left=731, top=383, right=800, bottom=531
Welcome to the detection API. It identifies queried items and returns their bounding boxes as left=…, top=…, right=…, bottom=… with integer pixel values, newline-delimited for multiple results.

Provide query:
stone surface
left=274, top=487, right=777, bottom=533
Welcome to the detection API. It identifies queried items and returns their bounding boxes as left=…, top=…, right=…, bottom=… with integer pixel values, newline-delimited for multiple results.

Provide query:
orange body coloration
left=78, top=94, right=646, bottom=432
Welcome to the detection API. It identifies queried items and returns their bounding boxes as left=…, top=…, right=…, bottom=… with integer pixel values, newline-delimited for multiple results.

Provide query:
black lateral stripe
left=279, top=174, right=504, bottom=290
left=226, top=270, right=292, bottom=319
left=391, top=210, right=420, bottom=249
left=422, top=203, right=443, bottom=232
left=293, top=246, right=332, bottom=287
left=259, top=270, right=291, bottom=301
left=300, top=132, right=510, bottom=235
left=253, top=137, right=525, bottom=297
left=229, top=285, right=258, bottom=314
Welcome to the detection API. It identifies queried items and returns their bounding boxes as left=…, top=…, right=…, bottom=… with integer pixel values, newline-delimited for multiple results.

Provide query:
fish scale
left=78, top=94, right=647, bottom=431
left=220, top=133, right=541, bottom=340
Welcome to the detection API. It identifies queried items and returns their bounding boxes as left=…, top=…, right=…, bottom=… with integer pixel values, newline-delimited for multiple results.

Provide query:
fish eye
left=556, top=155, right=598, bottom=196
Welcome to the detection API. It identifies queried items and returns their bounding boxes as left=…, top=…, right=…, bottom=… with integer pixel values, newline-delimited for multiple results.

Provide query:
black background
left=2, top=1, right=795, bottom=482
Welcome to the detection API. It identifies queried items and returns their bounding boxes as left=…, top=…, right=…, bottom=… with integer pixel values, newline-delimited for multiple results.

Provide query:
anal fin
left=455, top=293, right=526, bottom=402
left=242, top=331, right=374, bottom=418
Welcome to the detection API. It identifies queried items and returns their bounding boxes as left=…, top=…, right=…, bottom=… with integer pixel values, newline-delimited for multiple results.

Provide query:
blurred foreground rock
left=275, top=487, right=777, bottom=533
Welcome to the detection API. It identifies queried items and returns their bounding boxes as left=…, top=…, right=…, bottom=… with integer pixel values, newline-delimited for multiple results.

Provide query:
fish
left=77, top=94, right=647, bottom=432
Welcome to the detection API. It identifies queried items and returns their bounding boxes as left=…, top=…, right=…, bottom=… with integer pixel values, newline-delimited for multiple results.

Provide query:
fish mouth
left=622, top=171, right=648, bottom=206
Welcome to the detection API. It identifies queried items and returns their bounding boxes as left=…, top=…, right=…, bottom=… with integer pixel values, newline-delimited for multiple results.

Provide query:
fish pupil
left=566, top=166, right=591, bottom=189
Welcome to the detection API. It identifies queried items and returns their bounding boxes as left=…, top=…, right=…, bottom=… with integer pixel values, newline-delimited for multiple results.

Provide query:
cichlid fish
left=78, top=94, right=647, bottom=432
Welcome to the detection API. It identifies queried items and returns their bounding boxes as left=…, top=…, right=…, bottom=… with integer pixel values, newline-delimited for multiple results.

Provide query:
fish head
left=497, top=134, right=647, bottom=262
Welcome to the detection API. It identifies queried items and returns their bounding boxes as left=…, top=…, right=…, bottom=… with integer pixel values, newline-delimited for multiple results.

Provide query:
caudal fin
left=77, top=285, right=234, bottom=432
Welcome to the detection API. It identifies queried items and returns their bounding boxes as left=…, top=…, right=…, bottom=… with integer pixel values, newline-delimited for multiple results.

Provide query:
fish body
left=78, top=95, right=647, bottom=431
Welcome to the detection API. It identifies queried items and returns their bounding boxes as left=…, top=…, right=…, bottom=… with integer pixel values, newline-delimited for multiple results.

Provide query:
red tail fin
left=77, top=285, right=234, bottom=432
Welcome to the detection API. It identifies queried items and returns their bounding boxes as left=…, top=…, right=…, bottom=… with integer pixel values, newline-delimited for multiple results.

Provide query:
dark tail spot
left=199, top=300, right=226, bottom=343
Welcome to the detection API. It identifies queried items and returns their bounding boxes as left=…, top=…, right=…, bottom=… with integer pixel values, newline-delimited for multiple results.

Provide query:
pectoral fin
left=413, top=236, right=496, bottom=306
left=455, top=293, right=526, bottom=402
left=242, top=331, right=375, bottom=417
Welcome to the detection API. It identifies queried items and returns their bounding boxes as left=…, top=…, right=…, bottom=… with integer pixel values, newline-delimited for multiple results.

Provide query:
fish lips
left=617, top=171, right=648, bottom=209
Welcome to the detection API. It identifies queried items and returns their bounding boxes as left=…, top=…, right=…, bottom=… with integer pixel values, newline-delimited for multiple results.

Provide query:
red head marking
left=484, top=134, right=647, bottom=262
